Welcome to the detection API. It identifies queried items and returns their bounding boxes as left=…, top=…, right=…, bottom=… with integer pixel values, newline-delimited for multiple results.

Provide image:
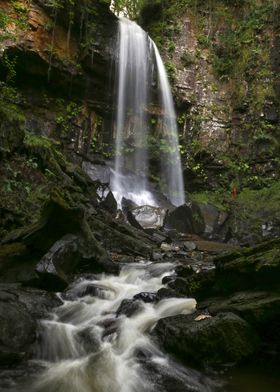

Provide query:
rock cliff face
left=0, top=0, right=117, bottom=157
left=1, top=0, right=280, bottom=246
left=138, top=0, right=280, bottom=244
left=141, top=0, right=280, bottom=193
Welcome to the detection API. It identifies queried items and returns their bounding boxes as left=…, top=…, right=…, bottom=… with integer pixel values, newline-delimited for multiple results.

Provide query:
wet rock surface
left=0, top=284, right=61, bottom=366
left=164, top=202, right=229, bottom=242
left=116, top=299, right=144, bottom=318
left=35, top=234, right=80, bottom=291
left=165, top=204, right=194, bottom=233
left=138, top=349, right=218, bottom=392
left=133, top=292, right=157, bottom=303
left=154, top=312, right=259, bottom=367
left=130, top=206, right=166, bottom=230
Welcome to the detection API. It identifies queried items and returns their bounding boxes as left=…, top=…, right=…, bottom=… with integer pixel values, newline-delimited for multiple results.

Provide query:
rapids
left=21, top=262, right=216, bottom=392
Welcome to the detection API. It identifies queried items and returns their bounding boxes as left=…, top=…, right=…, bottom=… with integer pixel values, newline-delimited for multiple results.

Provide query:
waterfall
left=112, top=17, right=185, bottom=207
left=153, top=44, right=185, bottom=207
left=112, top=17, right=154, bottom=207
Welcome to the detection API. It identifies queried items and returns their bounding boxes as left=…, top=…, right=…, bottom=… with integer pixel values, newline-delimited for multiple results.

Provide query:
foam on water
left=21, top=262, right=215, bottom=392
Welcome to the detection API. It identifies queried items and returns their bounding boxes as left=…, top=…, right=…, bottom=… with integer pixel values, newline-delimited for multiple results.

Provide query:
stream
left=20, top=261, right=218, bottom=392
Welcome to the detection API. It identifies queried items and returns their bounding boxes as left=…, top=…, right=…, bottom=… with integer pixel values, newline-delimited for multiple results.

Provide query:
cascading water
left=112, top=17, right=154, bottom=207
left=20, top=262, right=216, bottom=392
left=153, top=44, right=185, bottom=207
left=112, top=17, right=185, bottom=207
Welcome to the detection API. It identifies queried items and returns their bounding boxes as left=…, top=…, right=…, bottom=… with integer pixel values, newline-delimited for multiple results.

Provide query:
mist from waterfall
left=112, top=17, right=185, bottom=207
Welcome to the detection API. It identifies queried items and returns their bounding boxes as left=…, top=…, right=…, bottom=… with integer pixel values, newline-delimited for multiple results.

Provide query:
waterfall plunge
left=112, top=18, right=185, bottom=207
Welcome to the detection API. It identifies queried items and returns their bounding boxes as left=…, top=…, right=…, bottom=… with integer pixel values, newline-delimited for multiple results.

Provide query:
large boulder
left=35, top=234, right=80, bottom=291
left=130, top=206, right=166, bottom=230
left=167, top=270, right=216, bottom=301
left=100, top=190, right=118, bottom=216
left=82, top=162, right=111, bottom=184
left=213, top=238, right=280, bottom=294
left=0, top=243, right=38, bottom=285
left=199, top=291, right=280, bottom=352
left=168, top=238, right=280, bottom=300
left=89, top=211, right=156, bottom=258
left=165, top=204, right=194, bottom=233
left=2, top=193, right=88, bottom=252
left=200, top=291, right=280, bottom=328
left=197, top=203, right=228, bottom=240
left=1, top=193, right=117, bottom=290
left=164, top=202, right=229, bottom=241
left=154, top=312, right=259, bottom=367
left=0, top=284, right=61, bottom=365
left=36, top=233, right=119, bottom=291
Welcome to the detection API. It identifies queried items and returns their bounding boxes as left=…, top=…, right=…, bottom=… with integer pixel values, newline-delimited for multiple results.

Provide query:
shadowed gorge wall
left=140, top=0, right=280, bottom=193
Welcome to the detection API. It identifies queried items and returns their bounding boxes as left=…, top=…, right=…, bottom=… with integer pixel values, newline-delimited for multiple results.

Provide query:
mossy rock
left=0, top=243, right=39, bottom=285
left=213, top=238, right=280, bottom=293
left=0, top=112, right=25, bottom=158
left=2, top=190, right=86, bottom=252
left=23, top=133, right=64, bottom=174
left=154, top=312, right=259, bottom=367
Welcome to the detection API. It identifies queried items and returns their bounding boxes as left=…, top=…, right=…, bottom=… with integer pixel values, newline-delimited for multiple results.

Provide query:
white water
left=112, top=17, right=154, bottom=206
left=153, top=44, right=185, bottom=207
left=111, top=170, right=158, bottom=208
left=24, top=262, right=214, bottom=392
left=112, top=18, right=185, bottom=207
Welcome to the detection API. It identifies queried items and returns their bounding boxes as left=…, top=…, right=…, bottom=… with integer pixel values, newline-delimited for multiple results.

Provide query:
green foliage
left=211, top=1, right=275, bottom=80
left=0, top=11, right=10, bottom=29
left=236, top=181, right=280, bottom=221
left=24, top=133, right=54, bottom=149
left=165, top=61, right=176, bottom=83
left=55, top=100, right=82, bottom=137
left=189, top=189, right=229, bottom=212
left=10, top=0, right=30, bottom=30
left=2, top=54, right=17, bottom=83
left=112, top=0, right=149, bottom=20
left=197, top=34, right=210, bottom=49
left=180, top=51, right=196, bottom=67
left=0, top=82, right=24, bottom=122
left=47, top=0, right=65, bottom=11
left=11, top=1, right=28, bottom=14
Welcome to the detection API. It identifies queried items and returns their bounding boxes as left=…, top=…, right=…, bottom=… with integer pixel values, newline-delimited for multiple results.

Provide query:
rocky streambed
left=1, top=183, right=280, bottom=391
left=0, top=156, right=280, bottom=392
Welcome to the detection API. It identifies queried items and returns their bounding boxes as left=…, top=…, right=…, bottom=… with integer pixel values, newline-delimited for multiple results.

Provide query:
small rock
left=161, top=243, right=180, bottom=252
left=133, top=292, right=157, bottom=303
left=152, top=252, right=163, bottom=261
left=156, top=287, right=180, bottom=301
left=175, top=265, right=194, bottom=278
left=121, top=197, right=138, bottom=214
left=116, top=299, right=143, bottom=317
left=194, top=314, right=212, bottom=321
left=162, top=275, right=175, bottom=285
left=184, top=241, right=197, bottom=251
